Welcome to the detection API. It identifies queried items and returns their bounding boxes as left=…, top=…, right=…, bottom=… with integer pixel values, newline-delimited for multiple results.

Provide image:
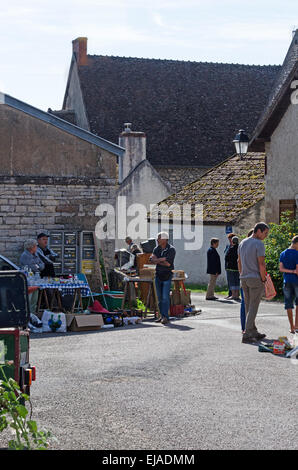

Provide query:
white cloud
left=152, top=12, right=164, bottom=27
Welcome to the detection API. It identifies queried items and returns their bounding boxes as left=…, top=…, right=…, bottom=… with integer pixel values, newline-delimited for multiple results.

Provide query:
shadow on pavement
left=29, top=319, right=185, bottom=339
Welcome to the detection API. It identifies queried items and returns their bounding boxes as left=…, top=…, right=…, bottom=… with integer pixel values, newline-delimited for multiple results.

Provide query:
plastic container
left=273, top=341, right=285, bottom=355
left=103, top=291, right=124, bottom=310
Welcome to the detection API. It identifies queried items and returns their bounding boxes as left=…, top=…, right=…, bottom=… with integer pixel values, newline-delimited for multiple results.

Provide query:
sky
left=0, top=0, right=297, bottom=111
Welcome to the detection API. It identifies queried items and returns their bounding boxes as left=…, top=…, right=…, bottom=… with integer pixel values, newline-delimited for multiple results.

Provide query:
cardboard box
left=180, top=290, right=191, bottom=306
left=171, top=290, right=191, bottom=306
left=171, top=291, right=181, bottom=305
left=139, top=268, right=155, bottom=279
left=65, top=314, right=104, bottom=332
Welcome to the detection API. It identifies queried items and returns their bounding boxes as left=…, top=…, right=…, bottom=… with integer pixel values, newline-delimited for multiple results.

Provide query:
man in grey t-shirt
left=238, top=222, right=269, bottom=343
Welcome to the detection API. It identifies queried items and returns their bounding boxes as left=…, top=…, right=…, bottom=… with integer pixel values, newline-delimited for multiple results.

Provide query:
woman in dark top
left=225, top=236, right=240, bottom=301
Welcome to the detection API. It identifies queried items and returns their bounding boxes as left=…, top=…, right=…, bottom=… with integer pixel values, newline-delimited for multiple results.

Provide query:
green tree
left=264, top=212, right=298, bottom=297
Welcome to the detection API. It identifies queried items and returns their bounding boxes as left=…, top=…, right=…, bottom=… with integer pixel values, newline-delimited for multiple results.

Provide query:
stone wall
left=0, top=176, right=116, bottom=272
left=155, top=167, right=209, bottom=194
left=0, top=105, right=116, bottom=180
left=232, top=199, right=265, bottom=236
left=0, top=102, right=118, bottom=277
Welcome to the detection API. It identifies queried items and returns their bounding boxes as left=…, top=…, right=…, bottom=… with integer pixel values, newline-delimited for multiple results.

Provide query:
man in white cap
left=150, top=232, right=176, bottom=325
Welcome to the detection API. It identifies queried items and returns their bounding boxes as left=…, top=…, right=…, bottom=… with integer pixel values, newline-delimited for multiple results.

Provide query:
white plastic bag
left=42, top=310, right=67, bottom=333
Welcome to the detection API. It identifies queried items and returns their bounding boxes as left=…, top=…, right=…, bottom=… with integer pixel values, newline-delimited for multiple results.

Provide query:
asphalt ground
left=1, top=293, right=297, bottom=450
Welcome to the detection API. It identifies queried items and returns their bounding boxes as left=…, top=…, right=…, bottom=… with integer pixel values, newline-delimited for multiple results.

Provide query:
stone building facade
left=250, top=29, right=298, bottom=223
left=0, top=93, right=123, bottom=277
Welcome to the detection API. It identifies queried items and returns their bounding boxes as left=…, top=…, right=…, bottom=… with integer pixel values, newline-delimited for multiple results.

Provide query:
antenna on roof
left=292, top=26, right=297, bottom=37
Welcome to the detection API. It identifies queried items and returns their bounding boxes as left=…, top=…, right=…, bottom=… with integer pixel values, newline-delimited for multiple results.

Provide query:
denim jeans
left=283, top=282, right=298, bottom=310
left=240, top=287, right=246, bottom=332
left=155, top=276, right=172, bottom=319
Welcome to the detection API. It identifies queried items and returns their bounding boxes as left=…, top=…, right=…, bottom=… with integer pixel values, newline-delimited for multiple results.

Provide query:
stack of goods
left=258, top=336, right=298, bottom=358
left=170, top=271, right=191, bottom=317
left=89, top=299, right=123, bottom=328
left=170, top=271, right=201, bottom=317
left=139, top=266, right=156, bottom=279
left=170, top=290, right=192, bottom=316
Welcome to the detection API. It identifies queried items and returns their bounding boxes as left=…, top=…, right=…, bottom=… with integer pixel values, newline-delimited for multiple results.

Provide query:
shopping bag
left=264, top=273, right=276, bottom=300
left=42, top=310, right=67, bottom=333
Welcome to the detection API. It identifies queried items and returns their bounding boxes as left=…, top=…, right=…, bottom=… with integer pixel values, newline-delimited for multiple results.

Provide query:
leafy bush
left=0, top=365, right=53, bottom=450
left=264, top=212, right=298, bottom=297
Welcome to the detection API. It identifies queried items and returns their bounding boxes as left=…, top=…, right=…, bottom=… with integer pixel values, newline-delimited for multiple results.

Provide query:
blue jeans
left=155, top=276, right=172, bottom=319
left=240, top=287, right=246, bottom=332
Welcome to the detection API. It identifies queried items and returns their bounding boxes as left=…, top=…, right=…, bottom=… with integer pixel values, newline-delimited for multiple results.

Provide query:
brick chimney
left=118, top=123, right=146, bottom=182
left=72, top=37, right=88, bottom=66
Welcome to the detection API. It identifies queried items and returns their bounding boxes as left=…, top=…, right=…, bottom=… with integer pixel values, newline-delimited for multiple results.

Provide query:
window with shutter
left=279, top=200, right=296, bottom=222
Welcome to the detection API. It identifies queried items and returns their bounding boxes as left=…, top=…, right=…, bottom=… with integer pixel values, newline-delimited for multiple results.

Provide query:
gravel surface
left=1, top=294, right=297, bottom=450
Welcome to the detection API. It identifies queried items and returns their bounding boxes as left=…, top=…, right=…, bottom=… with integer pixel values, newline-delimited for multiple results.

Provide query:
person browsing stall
left=238, top=222, right=269, bottom=344
left=20, top=239, right=45, bottom=274
left=36, top=232, right=58, bottom=278
left=225, top=236, right=240, bottom=301
left=150, top=232, right=176, bottom=325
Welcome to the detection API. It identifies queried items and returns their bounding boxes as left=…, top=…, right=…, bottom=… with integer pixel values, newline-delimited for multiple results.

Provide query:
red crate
left=170, top=305, right=185, bottom=316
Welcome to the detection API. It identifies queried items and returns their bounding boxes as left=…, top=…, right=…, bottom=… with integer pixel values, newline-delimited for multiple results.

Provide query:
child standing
left=279, top=235, right=298, bottom=334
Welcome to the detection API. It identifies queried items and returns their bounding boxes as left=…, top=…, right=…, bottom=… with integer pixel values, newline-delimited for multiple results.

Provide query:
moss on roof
left=150, top=152, right=265, bottom=224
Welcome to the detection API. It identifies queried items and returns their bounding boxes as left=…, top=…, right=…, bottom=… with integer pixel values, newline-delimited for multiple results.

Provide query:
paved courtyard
left=1, top=293, right=297, bottom=450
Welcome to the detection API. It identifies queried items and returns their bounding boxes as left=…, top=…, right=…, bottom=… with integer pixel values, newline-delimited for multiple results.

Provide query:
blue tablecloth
left=37, top=282, right=91, bottom=297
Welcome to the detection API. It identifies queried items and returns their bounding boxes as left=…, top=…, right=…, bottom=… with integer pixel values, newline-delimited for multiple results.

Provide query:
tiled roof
left=149, top=152, right=265, bottom=224
left=75, top=55, right=280, bottom=168
left=48, top=108, right=78, bottom=125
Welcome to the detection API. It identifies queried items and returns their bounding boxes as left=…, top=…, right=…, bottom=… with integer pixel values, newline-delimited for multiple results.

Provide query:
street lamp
left=233, top=129, right=249, bottom=160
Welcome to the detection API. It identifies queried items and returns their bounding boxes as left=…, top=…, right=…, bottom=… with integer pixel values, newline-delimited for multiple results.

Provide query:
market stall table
left=114, top=269, right=160, bottom=318
left=33, top=279, right=91, bottom=315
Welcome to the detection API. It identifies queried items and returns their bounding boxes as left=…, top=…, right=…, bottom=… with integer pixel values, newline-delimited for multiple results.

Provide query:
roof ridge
left=86, top=54, right=281, bottom=68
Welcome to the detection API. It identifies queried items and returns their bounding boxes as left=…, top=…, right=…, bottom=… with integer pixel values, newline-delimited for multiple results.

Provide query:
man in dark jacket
left=36, top=232, right=58, bottom=278
left=206, top=238, right=221, bottom=300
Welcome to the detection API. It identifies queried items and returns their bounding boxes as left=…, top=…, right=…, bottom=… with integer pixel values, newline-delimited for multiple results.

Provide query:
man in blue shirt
left=279, top=235, right=298, bottom=333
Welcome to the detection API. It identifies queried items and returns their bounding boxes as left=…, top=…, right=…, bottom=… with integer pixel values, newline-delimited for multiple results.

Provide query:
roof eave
left=250, top=60, right=298, bottom=146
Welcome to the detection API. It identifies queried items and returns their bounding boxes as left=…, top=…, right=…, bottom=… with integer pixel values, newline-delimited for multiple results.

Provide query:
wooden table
left=115, top=270, right=160, bottom=318
left=35, top=281, right=90, bottom=315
